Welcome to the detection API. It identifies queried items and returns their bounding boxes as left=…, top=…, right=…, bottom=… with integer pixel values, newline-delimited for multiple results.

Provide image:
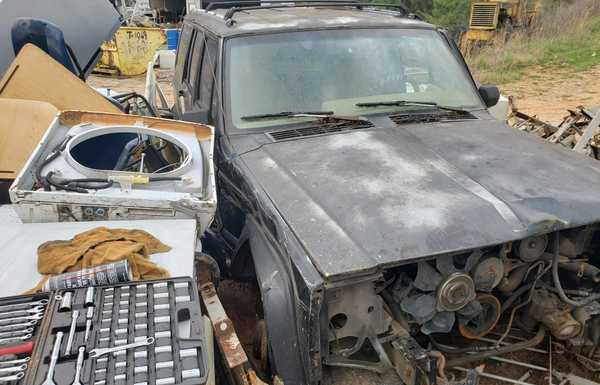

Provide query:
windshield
left=226, top=28, right=484, bottom=129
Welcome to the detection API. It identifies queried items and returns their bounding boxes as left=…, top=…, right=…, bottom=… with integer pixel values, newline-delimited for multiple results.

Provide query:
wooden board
left=0, top=98, right=58, bottom=179
left=59, top=110, right=214, bottom=141
left=0, top=44, right=122, bottom=114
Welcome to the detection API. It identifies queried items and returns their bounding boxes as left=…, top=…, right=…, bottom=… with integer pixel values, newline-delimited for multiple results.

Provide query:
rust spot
left=214, top=320, right=248, bottom=369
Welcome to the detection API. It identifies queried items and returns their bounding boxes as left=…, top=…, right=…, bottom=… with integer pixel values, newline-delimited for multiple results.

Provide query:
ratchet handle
left=0, top=342, right=34, bottom=356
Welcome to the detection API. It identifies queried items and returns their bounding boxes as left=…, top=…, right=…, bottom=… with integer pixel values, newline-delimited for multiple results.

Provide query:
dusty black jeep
left=173, top=3, right=600, bottom=385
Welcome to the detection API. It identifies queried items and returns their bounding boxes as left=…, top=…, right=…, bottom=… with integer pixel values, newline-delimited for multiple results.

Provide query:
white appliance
left=10, top=111, right=216, bottom=232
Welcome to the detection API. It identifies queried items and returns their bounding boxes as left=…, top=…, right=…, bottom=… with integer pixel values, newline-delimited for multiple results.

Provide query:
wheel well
left=230, top=240, right=257, bottom=281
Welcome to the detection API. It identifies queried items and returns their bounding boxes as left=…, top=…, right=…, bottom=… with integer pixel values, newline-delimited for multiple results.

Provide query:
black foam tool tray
left=24, top=277, right=208, bottom=385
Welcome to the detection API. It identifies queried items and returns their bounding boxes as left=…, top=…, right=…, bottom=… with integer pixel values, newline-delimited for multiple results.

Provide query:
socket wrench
left=88, top=337, right=154, bottom=358
left=0, top=306, right=45, bottom=319
left=156, top=377, right=174, bottom=385
left=59, top=292, right=73, bottom=312
left=0, top=334, right=32, bottom=345
left=182, top=369, right=201, bottom=379
left=0, top=300, right=48, bottom=313
left=84, top=306, right=94, bottom=343
left=0, top=372, right=24, bottom=382
left=85, top=286, right=95, bottom=307
left=65, top=311, right=79, bottom=355
left=41, top=332, right=63, bottom=385
left=0, top=364, right=27, bottom=374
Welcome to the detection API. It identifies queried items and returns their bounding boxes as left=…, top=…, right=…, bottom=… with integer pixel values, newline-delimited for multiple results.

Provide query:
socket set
left=23, top=278, right=208, bottom=385
left=0, top=293, right=50, bottom=384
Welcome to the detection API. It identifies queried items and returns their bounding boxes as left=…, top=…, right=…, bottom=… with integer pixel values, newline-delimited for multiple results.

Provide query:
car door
left=176, top=29, right=218, bottom=124
left=173, top=24, right=194, bottom=116
left=173, top=26, right=204, bottom=119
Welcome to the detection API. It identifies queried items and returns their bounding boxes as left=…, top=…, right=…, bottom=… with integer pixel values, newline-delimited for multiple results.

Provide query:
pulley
left=458, top=293, right=501, bottom=339
left=436, top=273, right=476, bottom=312
left=516, top=234, right=548, bottom=262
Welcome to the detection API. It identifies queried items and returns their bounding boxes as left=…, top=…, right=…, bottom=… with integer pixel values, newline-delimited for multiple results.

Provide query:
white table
left=0, top=218, right=197, bottom=296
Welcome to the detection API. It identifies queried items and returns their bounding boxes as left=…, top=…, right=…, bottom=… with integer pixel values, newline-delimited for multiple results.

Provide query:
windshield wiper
left=355, top=100, right=468, bottom=113
left=241, top=111, right=369, bottom=123
left=241, top=111, right=335, bottom=120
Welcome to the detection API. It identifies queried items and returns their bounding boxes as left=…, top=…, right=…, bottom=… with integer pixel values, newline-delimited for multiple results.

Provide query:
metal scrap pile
left=510, top=106, right=600, bottom=158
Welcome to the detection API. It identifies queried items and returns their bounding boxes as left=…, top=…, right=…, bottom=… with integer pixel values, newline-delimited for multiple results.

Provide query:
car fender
left=245, top=217, right=308, bottom=385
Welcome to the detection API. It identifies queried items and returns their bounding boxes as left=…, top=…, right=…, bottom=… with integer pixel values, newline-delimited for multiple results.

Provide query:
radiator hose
left=446, top=326, right=546, bottom=368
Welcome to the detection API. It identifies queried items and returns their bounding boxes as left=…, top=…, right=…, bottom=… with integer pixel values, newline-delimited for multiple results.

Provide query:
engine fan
left=391, top=250, right=502, bottom=335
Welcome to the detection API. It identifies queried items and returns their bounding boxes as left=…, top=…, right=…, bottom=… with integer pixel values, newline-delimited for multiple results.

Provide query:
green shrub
left=469, top=0, right=600, bottom=85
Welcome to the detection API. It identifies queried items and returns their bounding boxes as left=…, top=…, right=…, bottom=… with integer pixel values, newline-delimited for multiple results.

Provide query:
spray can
left=44, top=260, right=132, bottom=291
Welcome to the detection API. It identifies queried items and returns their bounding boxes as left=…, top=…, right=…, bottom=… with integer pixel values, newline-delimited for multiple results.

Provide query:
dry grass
left=468, top=0, right=600, bottom=85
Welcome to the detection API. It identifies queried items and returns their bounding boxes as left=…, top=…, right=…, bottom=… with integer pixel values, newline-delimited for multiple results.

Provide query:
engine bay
left=323, top=226, right=600, bottom=385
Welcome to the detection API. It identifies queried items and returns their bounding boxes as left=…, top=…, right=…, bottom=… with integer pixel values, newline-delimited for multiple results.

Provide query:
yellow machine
left=460, top=0, right=541, bottom=53
left=95, top=27, right=166, bottom=77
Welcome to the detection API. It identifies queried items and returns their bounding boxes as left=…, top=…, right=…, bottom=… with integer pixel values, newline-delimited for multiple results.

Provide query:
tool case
left=0, top=293, right=50, bottom=384
left=21, top=277, right=208, bottom=385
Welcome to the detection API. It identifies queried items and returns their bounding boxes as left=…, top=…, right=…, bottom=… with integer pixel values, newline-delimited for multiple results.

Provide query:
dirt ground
left=498, top=64, right=600, bottom=125
left=87, top=69, right=175, bottom=106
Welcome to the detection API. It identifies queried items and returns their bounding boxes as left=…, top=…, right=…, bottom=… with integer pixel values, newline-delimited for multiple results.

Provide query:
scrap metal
left=196, top=258, right=270, bottom=385
left=509, top=105, right=600, bottom=158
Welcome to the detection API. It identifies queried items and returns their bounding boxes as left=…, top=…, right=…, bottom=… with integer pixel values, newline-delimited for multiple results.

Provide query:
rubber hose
left=551, top=232, right=600, bottom=307
left=67, top=178, right=113, bottom=183
left=35, top=150, right=61, bottom=191
left=429, top=336, right=495, bottom=354
left=500, top=283, right=534, bottom=314
left=36, top=136, right=72, bottom=191
left=446, top=326, right=546, bottom=368
left=63, top=178, right=114, bottom=190
left=68, top=181, right=114, bottom=190
left=46, top=172, right=88, bottom=193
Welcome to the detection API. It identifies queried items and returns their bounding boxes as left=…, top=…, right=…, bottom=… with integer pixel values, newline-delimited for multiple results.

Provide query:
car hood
left=236, top=116, right=600, bottom=280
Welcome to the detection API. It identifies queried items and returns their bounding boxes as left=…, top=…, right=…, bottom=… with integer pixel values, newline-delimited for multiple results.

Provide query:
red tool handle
left=0, top=342, right=34, bottom=356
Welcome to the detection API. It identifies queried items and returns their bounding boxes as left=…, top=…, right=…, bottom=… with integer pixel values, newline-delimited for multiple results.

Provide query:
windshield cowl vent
left=389, top=111, right=478, bottom=126
left=266, top=120, right=373, bottom=142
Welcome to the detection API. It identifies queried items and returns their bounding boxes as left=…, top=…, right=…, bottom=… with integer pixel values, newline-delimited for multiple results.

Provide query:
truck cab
left=172, top=4, right=600, bottom=385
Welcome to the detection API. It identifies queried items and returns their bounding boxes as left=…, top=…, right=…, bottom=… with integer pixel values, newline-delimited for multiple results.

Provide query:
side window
left=174, top=24, right=193, bottom=84
left=185, top=30, right=205, bottom=89
left=196, top=38, right=218, bottom=108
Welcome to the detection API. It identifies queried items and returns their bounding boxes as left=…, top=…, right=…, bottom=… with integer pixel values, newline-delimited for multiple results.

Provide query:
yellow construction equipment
left=460, top=0, right=541, bottom=54
left=95, top=27, right=166, bottom=77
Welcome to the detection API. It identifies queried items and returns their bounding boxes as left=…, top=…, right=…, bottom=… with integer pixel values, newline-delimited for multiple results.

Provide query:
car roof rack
left=204, top=0, right=414, bottom=24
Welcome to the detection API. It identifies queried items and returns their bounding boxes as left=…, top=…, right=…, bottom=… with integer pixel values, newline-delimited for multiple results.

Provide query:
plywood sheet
left=0, top=98, right=58, bottom=179
left=0, top=44, right=122, bottom=114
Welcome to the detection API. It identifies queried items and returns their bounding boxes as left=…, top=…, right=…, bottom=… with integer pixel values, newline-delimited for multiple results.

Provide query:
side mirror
left=478, top=85, right=500, bottom=108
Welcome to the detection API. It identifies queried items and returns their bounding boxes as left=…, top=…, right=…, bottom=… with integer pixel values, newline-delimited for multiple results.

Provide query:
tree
left=424, top=0, right=471, bottom=32
left=402, top=0, right=434, bottom=15
left=369, top=0, right=470, bottom=32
